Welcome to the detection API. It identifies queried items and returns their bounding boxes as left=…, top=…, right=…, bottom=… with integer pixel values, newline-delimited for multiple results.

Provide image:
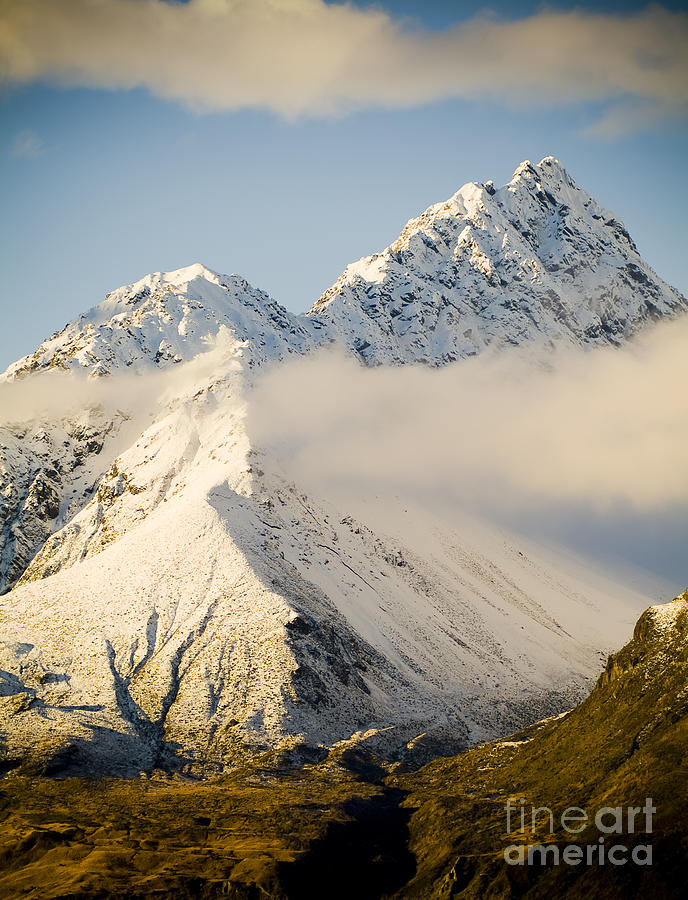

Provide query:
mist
left=0, top=327, right=243, bottom=425
left=2, top=316, right=685, bottom=588
left=248, top=316, right=688, bottom=587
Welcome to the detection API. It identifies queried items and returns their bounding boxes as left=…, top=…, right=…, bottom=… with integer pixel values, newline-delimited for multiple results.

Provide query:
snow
left=343, top=254, right=388, bottom=284
left=649, top=596, right=685, bottom=632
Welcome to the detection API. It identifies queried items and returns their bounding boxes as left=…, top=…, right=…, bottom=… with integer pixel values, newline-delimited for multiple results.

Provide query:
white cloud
left=11, top=128, right=43, bottom=158
left=0, top=326, right=242, bottom=424
left=0, top=1, right=686, bottom=129
left=247, top=316, right=688, bottom=512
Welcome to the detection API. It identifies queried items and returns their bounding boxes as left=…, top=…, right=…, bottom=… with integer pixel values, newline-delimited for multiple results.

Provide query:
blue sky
left=1, top=0, right=687, bottom=371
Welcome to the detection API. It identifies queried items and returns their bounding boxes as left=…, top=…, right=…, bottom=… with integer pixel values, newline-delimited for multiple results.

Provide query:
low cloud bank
left=0, top=327, right=243, bottom=424
left=249, top=316, right=688, bottom=512
left=1, top=1, right=686, bottom=132
left=1, top=317, right=684, bottom=584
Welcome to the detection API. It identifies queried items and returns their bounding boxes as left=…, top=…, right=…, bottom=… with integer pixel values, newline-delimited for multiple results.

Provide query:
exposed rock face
left=0, top=411, right=124, bottom=595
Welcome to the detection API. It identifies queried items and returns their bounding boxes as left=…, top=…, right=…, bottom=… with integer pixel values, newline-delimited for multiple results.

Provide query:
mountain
left=395, top=590, right=688, bottom=899
left=5, top=158, right=685, bottom=384
left=0, top=157, right=685, bottom=776
left=2, top=158, right=685, bottom=598
left=309, top=156, right=686, bottom=364
left=0, top=591, right=685, bottom=898
left=3, top=262, right=321, bottom=380
left=0, top=264, right=323, bottom=595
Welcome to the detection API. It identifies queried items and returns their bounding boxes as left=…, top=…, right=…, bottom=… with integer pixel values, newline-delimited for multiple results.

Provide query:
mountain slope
left=308, top=156, right=687, bottom=364
left=0, top=350, right=648, bottom=775
left=0, top=264, right=323, bottom=594
left=394, top=590, right=688, bottom=899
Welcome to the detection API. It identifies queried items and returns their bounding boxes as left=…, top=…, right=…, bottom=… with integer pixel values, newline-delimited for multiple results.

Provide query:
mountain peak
left=308, top=156, right=687, bottom=365
left=512, top=155, right=566, bottom=178
left=163, top=261, right=217, bottom=283
left=511, top=158, right=538, bottom=179
left=6, top=155, right=687, bottom=381
left=3, top=263, right=318, bottom=380
left=509, top=156, right=573, bottom=193
left=101, top=262, right=222, bottom=311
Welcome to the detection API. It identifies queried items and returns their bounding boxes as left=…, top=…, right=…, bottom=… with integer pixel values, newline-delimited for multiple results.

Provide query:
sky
left=1, top=0, right=687, bottom=372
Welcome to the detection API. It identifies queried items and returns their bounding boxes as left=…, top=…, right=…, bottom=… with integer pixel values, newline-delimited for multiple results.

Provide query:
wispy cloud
left=248, top=316, right=688, bottom=512
left=0, top=326, right=242, bottom=424
left=11, top=128, right=43, bottom=158
left=0, top=1, right=686, bottom=131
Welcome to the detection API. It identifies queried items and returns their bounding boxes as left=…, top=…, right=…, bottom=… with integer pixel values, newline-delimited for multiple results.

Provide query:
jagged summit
left=512, top=154, right=562, bottom=177
left=3, top=262, right=320, bottom=380
left=5, top=155, right=686, bottom=381
left=509, top=156, right=575, bottom=191
left=447, top=157, right=569, bottom=206
left=309, top=155, right=685, bottom=364
left=5, top=156, right=686, bottom=382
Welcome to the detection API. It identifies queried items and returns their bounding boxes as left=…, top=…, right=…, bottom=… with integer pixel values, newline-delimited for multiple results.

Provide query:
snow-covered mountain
left=0, top=157, right=685, bottom=775
left=5, top=157, right=685, bottom=384
left=0, top=264, right=323, bottom=595
left=309, top=156, right=686, bottom=364
left=4, top=263, right=322, bottom=381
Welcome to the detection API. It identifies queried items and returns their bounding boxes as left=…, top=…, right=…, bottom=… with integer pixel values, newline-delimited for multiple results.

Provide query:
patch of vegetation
left=0, top=593, right=686, bottom=898
left=396, top=591, right=688, bottom=898
left=0, top=760, right=393, bottom=899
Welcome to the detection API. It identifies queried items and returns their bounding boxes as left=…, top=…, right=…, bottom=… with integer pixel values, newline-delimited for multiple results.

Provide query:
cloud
left=247, top=315, right=688, bottom=513
left=11, top=128, right=43, bottom=158
left=0, top=326, right=243, bottom=424
left=0, top=1, right=686, bottom=130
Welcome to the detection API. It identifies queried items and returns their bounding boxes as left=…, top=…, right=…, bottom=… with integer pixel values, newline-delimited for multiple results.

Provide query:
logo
left=503, top=798, right=654, bottom=866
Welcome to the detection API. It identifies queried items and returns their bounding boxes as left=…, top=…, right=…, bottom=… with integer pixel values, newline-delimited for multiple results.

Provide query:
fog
left=0, top=327, right=243, bottom=425
left=248, top=317, right=688, bottom=587
left=2, top=317, right=685, bottom=588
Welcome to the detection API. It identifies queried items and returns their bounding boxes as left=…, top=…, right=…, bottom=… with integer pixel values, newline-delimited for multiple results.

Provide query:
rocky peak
left=307, top=156, right=687, bottom=365
left=3, top=264, right=320, bottom=381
